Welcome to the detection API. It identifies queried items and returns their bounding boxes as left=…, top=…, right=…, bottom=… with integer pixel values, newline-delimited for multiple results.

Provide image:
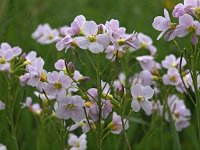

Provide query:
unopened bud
left=191, top=35, right=198, bottom=45
left=67, top=62, right=75, bottom=75
left=78, top=76, right=90, bottom=82
left=97, top=24, right=105, bottom=34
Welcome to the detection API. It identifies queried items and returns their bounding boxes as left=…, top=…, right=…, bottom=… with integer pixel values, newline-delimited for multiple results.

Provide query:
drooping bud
left=78, top=76, right=90, bottom=82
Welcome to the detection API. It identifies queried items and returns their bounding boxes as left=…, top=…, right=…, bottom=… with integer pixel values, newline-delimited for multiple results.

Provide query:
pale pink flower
left=165, top=95, right=191, bottom=131
left=176, top=14, right=200, bottom=38
left=22, top=97, right=42, bottom=114
left=161, top=54, right=186, bottom=69
left=45, top=71, right=72, bottom=98
left=56, top=95, right=85, bottom=122
left=138, top=33, right=157, bottom=55
left=136, top=55, right=155, bottom=71
left=162, top=68, right=181, bottom=86
left=131, top=84, right=154, bottom=113
left=68, top=133, right=87, bottom=150
left=152, top=9, right=177, bottom=41
left=74, top=21, right=110, bottom=53
left=109, top=112, right=129, bottom=134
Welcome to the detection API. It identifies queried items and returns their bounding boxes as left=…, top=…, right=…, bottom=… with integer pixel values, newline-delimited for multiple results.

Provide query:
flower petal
left=141, top=100, right=152, bottom=113
left=131, top=99, right=141, bottom=112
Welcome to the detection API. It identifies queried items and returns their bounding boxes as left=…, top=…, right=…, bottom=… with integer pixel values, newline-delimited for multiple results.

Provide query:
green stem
left=159, top=79, right=181, bottom=150
left=60, top=120, right=66, bottom=150
left=7, top=76, right=19, bottom=150
left=97, top=54, right=102, bottom=150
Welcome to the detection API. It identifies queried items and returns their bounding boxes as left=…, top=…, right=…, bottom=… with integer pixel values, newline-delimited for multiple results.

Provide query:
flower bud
left=78, top=76, right=90, bottom=82
left=67, top=62, right=75, bottom=75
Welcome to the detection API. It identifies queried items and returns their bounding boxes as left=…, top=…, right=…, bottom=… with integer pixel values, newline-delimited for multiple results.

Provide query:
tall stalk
left=191, top=46, right=200, bottom=141
left=7, top=75, right=19, bottom=150
left=96, top=54, right=102, bottom=150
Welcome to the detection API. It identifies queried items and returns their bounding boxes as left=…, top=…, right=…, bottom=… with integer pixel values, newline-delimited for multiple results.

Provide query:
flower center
left=85, top=101, right=92, bottom=107
left=79, top=121, right=85, bottom=127
left=137, top=96, right=144, bottom=102
left=75, top=141, right=80, bottom=148
left=170, top=23, right=176, bottom=29
left=170, top=76, right=176, bottom=82
left=54, top=82, right=62, bottom=89
left=187, top=25, right=196, bottom=33
left=195, top=8, right=200, bottom=17
left=48, top=34, right=54, bottom=40
left=140, top=42, right=147, bottom=49
left=67, top=104, right=75, bottom=110
left=117, top=39, right=125, bottom=46
left=40, top=73, right=47, bottom=82
left=170, top=63, right=176, bottom=68
left=0, top=57, right=6, bottom=64
left=88, top=35, right=97, bottom=42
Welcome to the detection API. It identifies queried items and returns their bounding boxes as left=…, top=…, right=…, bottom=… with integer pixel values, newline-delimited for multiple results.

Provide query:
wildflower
left=162, top=68, right=181, bottom=85
left=45, top=71, right=72, bottom=98
left=56, top=35, right=73, bottom=51
left=105, top=19, right=126, bottom=39
left=136, top=55, right=155, bottom=71
left=87, top=99, right=112, bottom=121
left=24, top=51, right=37, bottom=65
left=152, top=9, right=176, bottom=41
left=145, top=100, right=163, bottom=116
left=161, top=54, right=186, bottom=69
left=19, top=73, right=31, bottom=87
left=26, top=57, right=47, bottom=91
left=67, top=133, right=87, bottom=150
left=108, top=112, right=129, bottom=134
left=131, top=84, right=154, bottom=113
left=138, top=33, right=157, bottom=55
left=184, top=0, right=200, bottom=16
left=139, top=70, right=153, bottom=86
left=22, top=97, right=42, bottom=114
left=176, top=14, right=200, bottom=38
left=74, top=21, right=110, bottom=53
left=105, top=45, right=125, bottom=61
left=165, top=95, right=191, bottom=131
left=32, top=24, right=60, bottom=44
left=66, top=15, right=86, bottom=36
left=172, top=3, right=186, bottom=18
left=0, top=42, right=22, bottom=71
left=56, top=95, right=85, bottom=122
left=0, top=100, right=5, bottom=110
left=68, top=119, right=95, bottom=133
left=112, top=32, right=140, bottom=50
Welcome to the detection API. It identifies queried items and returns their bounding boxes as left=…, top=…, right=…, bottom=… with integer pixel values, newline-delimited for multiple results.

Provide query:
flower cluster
left=0, top=42, right=22, bottom=72
left=153, top=1, right=200, bottom=43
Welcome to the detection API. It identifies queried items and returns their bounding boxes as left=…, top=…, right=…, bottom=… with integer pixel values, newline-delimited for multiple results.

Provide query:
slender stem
left=120, top=98, right=132, bottom=150
left=60, top=120, right=66, bottom=150
left=192, top=50, right=200, bottom=141
left=6, top=75, right=19, bottom=150
left=159, top=80, right=181, bottom=150
left=96, top=54, right=102, bottom=150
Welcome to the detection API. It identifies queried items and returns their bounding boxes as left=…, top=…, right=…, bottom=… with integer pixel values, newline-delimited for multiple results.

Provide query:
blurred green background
left=1, top=0, right=199, bottom=150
